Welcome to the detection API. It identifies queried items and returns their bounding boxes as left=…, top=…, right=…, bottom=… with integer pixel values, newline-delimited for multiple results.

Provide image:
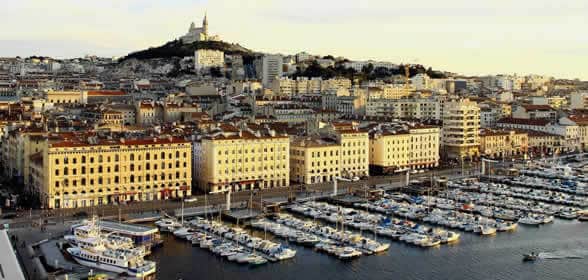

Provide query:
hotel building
left=29, top=134, right=192, bottom=209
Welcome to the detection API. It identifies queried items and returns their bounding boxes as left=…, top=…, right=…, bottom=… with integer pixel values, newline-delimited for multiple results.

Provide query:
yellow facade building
left=194, top=126, right=290, bottom=193
left=479, top=129, right=528, bottom=159
left=369, top=124, right=440, bottom=174
left=290, top=124, right=369, bottom=184
left=29, top=135, right=192, bottom=209
left=290, top=137, right=341, bottom=184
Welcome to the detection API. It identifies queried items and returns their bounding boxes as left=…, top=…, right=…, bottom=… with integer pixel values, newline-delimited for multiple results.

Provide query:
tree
left=210, top=67, right=223, bottom=78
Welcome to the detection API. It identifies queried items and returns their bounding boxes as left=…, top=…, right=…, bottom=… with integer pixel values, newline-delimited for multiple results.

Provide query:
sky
left=1, top=0, right=587, bottom=80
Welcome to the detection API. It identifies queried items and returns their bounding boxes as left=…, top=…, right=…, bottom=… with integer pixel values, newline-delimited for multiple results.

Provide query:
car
left=184, top=197, right=198, bottom=203
left=410, top=170, right=418, bottom=174
left=351, top=177, right=360, bottom=182
left=1, top=212, right=17, bottom=219
left=72, top=211, right=88, bottom=218
left=418, top=169, right=425, bottom=173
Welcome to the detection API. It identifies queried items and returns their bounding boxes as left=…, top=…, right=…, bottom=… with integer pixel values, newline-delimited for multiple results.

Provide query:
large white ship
left=65, top=217, right=156, bottom=277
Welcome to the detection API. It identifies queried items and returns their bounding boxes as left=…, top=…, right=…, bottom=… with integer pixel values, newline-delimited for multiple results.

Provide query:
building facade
left=29, top=136, right=192, bottom=209
left=194, top=129, right=290, bottom=193
left=442, top=99, right=480, bottom=160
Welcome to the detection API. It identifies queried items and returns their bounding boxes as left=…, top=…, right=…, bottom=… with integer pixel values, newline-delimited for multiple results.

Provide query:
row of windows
left=216, top=147, right=287, bottom=155
left=216, top=156, right=286, bottom=164
left=55, top=172, right=188, bottom=187
left=217, top=165, right=287, bottom=174
left=54, top=161, right=188, bottom=176
left=54, top=151, right=188, bottom=165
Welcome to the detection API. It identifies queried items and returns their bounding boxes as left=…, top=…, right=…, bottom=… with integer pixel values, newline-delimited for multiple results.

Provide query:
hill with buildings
left=121, top=39, right=253, bottom=61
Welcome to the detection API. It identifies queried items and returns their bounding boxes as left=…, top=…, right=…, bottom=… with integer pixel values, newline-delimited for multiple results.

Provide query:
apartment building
left=479, top=129, right=528, bottom=159
left=193, top=125, right=290, bottom=193
left=442, top=98, right=480, bottom=160
left=29, top=135, right=192, bottom=209
left=369, top=123, right=440, bottom=174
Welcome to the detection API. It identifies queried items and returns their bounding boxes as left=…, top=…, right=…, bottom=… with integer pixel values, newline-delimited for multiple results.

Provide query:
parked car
left=184, top=197, right=198, bottom=203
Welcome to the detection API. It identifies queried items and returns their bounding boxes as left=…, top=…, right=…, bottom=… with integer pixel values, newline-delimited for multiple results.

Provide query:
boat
left=155, top=218, right=182, bottom=232
left=518, top=216, right=541, bottom=225
left=476, top=225, right=497, bottom=236
left=497, top=221, right=518, bottom=232
left=523, top=252, right=539, bottom=261
left=66, top=244, right=156, bottom=277
left=337, top=247, right=362, bottom=259
left=173, top=227, right=198, bottom=239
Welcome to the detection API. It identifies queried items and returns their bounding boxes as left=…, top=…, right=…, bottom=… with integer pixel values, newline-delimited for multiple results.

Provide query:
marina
left=8, top=159, right=587, bottom=279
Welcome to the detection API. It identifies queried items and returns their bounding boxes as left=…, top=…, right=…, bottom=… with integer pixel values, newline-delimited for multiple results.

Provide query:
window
left=161, top=152, right=165, bottom=159
left=130, top=154, right=135, bottom=161
left=55, top=159, right=59, bottom=165
left=55, top=169, right=59, bottom=176
left=64, top=167, right=68, bottom=176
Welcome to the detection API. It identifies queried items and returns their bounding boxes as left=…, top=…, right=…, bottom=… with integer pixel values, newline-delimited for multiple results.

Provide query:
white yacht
left=66, top=237, right=156, bottom=277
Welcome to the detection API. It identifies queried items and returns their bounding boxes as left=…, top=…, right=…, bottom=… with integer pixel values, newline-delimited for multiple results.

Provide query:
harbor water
left=148, top=218, right=587, bottom=280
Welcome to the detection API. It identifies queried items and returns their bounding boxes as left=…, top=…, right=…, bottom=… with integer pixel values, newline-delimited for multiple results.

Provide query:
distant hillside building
left=181, top=13, right=220, bottom=44
left=262, top=54, right=283, bottom=87
left=194, top=49, right=225, bottom=71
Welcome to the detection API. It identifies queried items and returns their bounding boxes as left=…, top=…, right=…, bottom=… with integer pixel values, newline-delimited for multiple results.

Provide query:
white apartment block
left=262, top=54, right=283, bottom=87
left=442, top=99, right=481, bottom=160
left=570, top=92, right=588, bottom=109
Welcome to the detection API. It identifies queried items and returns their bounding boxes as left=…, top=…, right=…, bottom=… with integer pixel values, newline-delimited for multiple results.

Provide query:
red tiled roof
left=521, top=104, right=554, bottom=111
left=50, top=136, right=189, bottom=148
left=87, top=90, right=126, bottom=96
left=497, top=118, right=551, bottom=126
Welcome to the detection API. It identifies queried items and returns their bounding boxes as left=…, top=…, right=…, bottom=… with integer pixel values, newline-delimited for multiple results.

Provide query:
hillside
left=121, top=39, right=253, bottom=61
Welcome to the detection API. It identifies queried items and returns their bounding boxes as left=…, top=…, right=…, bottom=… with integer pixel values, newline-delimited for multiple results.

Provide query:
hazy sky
left=1, top=0, right=587, bottom=79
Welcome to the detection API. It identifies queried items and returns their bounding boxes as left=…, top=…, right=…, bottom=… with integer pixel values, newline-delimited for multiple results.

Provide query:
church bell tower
left=202, top=12, right=208, bottom=35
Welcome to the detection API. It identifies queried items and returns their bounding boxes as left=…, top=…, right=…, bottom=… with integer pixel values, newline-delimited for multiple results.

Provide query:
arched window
left=130, top=153, right=135, bottom=161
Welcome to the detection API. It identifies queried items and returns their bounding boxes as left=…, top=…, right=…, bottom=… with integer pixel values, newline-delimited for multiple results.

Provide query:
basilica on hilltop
left=180, top=13, right=220, bottom=44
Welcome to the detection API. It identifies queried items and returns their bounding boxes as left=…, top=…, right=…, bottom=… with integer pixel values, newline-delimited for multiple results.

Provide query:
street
left=3, top=164, right=478, bottom=228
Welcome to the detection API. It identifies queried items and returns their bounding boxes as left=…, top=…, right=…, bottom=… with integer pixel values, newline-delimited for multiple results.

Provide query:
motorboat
left=523, top=252, right=539, bottom=261
left=337, top=247, right=362, bottom=260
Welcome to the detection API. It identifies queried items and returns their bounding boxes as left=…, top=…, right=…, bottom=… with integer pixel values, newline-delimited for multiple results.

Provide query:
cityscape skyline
left=1, top=0, right=587, bottom=80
